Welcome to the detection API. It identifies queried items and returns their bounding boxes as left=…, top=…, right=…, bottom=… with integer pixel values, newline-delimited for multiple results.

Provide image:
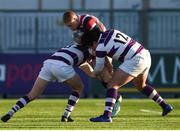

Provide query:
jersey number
left=113, top=33, right=128, bottom=44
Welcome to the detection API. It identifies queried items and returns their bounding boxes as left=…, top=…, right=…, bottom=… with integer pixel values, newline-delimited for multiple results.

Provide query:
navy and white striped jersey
left=94, top=29, right=144, bottom=72
left=48, top=44, right=90, bottom=66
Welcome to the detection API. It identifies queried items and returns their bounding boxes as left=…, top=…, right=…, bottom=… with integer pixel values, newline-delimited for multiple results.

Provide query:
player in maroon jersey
left=62, top=10, right=106, bottom=44
left=63, top=10, right=106, bottom=32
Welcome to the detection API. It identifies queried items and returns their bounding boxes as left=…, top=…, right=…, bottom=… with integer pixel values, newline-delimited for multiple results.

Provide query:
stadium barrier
left=0, top=54, right=91, bottom=98
left=91, top=53, right=180, bottom=98
left=0, top=10, right=180, bottom=53
left=0, top=53, right=179, bottom=98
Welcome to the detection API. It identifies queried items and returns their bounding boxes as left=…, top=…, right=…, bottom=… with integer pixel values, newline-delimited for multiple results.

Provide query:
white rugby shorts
left=119, top=49, right=151, bottom=77
left=38, top=59, right=76, bottom=82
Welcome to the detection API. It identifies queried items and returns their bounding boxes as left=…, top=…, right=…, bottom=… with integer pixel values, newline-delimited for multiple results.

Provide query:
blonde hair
left=63, top=10, right=77, bottom=24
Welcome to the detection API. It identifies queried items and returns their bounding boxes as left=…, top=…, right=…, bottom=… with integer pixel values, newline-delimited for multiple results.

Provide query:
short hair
left=81, top=28, right=101, bottom=47
left=63, top=10, right=76, bottom=23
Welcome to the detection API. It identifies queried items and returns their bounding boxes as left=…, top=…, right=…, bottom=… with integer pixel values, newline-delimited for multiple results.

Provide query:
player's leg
left=133, top=72, right=173, bottom=116
left=51, top=63, right=83, bottom=122
left=1, top=61, right=52, bottom=122
left=100, top=65, right=122, bottom=118
left=90, top=51, right=152, bottom=122
left=80, top=61, right=122, bottom=117
left=134, top=50, right=172, bottom=116
left=1, top=77, right=48, bottom=122
left=90, top=68, right=134, bottom=122
left=61, top=73, right=84, bottom=122
left=101, top=57, right=123, bottom=117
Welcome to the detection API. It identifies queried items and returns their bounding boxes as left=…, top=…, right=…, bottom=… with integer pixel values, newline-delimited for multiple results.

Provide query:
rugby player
left=1, top=44, right=110, bottom=122
left=81, top=29, right=173, bottom=122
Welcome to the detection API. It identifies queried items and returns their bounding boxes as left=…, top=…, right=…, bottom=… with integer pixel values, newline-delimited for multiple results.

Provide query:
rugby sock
left=8, top=96, right=30, bottom=116
left=63, top=91, right=80, bottom=118
left=141, top=85, right=167, bottom=109
left=101, top=81, right=121, bottom=101
left=103, top=88, right=117, bottom=117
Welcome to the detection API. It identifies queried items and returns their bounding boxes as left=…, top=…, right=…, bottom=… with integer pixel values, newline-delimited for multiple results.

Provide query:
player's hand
left=92, top=71, right=101, bottom=78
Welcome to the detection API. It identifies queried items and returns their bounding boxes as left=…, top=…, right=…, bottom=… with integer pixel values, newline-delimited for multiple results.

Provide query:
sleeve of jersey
left=93, top=48, right=106, bottom=73
left=85, top=17, right=97, bottom=31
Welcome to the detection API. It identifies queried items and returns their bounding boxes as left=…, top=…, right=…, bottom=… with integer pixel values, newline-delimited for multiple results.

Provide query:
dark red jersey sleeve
left=79, top=14, right=106, bottom=32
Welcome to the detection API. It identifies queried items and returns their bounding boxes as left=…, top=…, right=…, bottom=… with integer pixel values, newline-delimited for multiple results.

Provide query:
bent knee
left=73, top=86, right=84, bottom=94
left=72, top=82, right=84, bottom=93
left=133, top=82, right=146, bottom=91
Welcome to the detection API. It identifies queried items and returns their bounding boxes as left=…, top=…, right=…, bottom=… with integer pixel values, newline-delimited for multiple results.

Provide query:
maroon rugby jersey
left=77, top=14, right=106, bottom=33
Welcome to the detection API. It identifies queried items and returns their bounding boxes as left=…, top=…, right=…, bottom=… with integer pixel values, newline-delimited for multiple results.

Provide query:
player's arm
left=104, top=56, right=113, bottom=74
left=79, top=62, right=95, bottom=78
left=79, top=58, right=112, bottom=83
left=96, top=56, right=113, bottom=83
left=94, top=57, right=105, bottom=74
left=78, top=54, right=96, bottom=78
left=93, top=51, right=106, bottom=77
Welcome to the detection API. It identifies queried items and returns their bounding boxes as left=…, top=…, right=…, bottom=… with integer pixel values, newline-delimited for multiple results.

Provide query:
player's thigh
left=108, top=68, right=134, bottom=89
left=27, top=77, right=49, bottom=100
left=133, top=71, right=149, bottom=91
left=99, top=66, right=112, bottom=83
left=28, top=62, right=53, bottom=100
left=64, top=73, right=84, bottom=93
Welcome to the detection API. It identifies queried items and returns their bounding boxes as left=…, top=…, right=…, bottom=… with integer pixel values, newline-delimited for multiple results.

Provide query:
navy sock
left=141, top=85, right=167, bottom=109
left=103, top=88, right=117, bottom=117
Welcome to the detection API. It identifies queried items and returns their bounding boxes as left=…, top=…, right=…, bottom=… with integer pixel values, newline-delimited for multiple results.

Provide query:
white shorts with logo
left=119, top=49, right=151, bottom=77
left=38, top=59, right=76, bottom=82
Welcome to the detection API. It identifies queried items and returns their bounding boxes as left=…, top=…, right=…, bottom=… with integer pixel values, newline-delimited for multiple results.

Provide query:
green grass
left=0, top=99, right=179, bottom=130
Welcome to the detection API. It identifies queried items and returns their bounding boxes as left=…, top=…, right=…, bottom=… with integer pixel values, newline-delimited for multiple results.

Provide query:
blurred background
left=0, top=0, right=179, bottom=98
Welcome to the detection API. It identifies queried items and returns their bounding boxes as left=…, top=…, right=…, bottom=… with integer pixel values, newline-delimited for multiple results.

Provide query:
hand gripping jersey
left=94, top=29, right=144, bottom=73
left=48, top=44, right=90, bottom=66
left=77, top=14, right=106, bottom=33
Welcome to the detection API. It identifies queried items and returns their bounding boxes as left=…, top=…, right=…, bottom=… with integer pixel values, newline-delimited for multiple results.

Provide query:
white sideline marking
left=140, top=109, right=161, bottom=114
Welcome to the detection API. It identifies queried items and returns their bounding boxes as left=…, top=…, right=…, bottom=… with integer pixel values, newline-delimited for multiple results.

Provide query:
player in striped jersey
left=81, top=29, right=173, bottom=122
left=1, top=44, right=95, bottom=123
left=62, top=10, right=122, bottom=117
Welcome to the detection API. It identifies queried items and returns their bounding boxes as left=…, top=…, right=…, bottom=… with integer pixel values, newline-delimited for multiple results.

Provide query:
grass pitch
left=0, top=99, right=179, bottom=130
